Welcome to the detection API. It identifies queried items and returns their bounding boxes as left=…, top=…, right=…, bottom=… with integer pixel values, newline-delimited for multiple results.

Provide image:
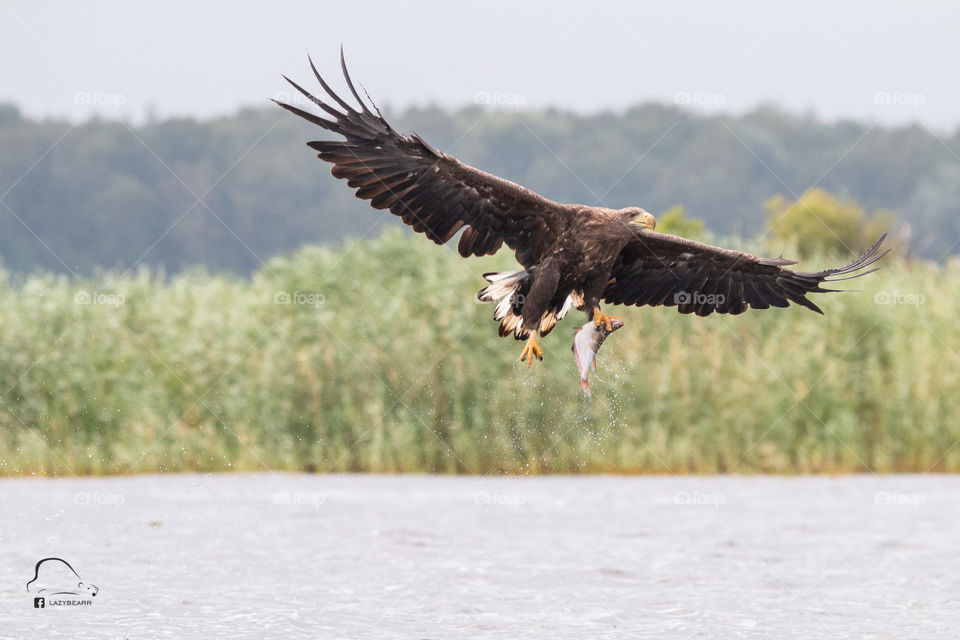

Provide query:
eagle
left=274, top=52, right=888, bottom=366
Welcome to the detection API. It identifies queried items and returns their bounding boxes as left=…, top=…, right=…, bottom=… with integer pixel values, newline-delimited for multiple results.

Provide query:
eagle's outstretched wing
left=273, top=51, right=568, bottom=268
left=603, top=232, right=889, bottom=316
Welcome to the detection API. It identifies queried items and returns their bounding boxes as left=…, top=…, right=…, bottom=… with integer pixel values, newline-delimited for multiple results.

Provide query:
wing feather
left=276, top=52, right=570, bottom=267
left=604, top=232, right=888, bottom=315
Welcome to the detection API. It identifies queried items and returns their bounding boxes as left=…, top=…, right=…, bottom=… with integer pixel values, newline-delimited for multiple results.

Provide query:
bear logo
left=26, top=558, right=99, bottom=598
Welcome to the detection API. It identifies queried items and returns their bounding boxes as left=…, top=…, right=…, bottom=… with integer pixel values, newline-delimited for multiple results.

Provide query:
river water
left=1, top=473, right=958, bottom=638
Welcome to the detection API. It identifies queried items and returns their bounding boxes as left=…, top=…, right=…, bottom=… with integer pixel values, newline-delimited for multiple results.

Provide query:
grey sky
left=1, top=0, right=957, bottom=129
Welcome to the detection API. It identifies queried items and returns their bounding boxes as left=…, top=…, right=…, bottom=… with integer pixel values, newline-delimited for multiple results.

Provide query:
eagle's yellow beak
left=632, top=211, right=656, bottom=231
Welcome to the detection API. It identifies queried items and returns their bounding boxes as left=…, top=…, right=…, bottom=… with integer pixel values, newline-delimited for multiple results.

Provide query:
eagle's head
left=624, top=207, right=656, bottom=231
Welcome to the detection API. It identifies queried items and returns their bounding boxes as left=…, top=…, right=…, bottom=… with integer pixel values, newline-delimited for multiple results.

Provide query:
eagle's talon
left=592, top=308, right=620, bottom=332
left=519, top=336, right=543, bottom=367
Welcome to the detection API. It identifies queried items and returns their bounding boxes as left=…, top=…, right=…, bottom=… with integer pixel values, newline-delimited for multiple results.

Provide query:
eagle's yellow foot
left=519, top=335, right=543, bottom=367
left=592, top=308, right=620, bottom=332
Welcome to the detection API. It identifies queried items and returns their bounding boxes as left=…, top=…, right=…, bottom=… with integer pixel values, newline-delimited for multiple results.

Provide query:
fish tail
left=579, top=379, right=592, bottom=397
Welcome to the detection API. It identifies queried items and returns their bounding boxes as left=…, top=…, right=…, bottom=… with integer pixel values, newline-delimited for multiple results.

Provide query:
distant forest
left=1, top=101, right=957, bottom=274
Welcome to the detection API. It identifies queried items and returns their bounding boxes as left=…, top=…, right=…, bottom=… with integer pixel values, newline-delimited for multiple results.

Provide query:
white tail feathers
left=478, top=270, right=529, bottom=302
left=479, top=270, right=530, bottom=338
left=478, top=270, right=575, bottom=339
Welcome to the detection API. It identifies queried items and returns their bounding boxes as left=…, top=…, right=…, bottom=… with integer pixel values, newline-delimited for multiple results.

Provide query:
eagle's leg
left=519, top=334, right=544, bottom=367
left=591, top=306, right=621, bottom=332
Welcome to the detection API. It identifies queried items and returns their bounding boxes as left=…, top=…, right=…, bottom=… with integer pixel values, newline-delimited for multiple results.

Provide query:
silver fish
left=571, top=316, right=624, bottom=396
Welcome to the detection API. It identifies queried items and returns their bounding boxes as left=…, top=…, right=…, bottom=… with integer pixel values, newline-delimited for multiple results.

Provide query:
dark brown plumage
left=275, top=51, right=888, bottom=365
left=604, top=231, right=888, bottom=316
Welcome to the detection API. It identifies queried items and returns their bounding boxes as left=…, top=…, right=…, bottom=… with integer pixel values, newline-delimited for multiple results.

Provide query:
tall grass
left=0, top=229, right=954, bottom=476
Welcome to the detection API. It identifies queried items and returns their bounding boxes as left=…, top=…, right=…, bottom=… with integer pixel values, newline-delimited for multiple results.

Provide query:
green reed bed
left=0, top=230, right=953, bottom=475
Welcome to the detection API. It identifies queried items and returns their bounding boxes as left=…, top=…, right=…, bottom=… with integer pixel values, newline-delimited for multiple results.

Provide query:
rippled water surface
left=1, top=473, right=958, bottom=638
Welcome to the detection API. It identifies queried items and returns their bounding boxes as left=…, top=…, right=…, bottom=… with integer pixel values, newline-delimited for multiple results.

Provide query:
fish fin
left=580, top=380, right=592, bottom=397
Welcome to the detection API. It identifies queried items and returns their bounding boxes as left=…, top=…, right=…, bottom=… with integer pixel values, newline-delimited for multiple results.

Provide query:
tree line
left=0, top=101, right=956, bottom=274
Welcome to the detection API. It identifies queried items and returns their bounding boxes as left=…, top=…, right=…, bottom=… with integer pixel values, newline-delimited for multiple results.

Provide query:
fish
left=571, top=316, right=624, bottom=396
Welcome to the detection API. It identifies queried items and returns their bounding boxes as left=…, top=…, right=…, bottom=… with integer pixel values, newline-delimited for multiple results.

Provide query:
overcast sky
left=2, top=0, right=957, bottom=130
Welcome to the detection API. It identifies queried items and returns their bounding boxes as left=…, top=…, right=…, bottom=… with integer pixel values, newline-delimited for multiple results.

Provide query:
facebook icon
left=34, top=597, right=45, bottom=609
